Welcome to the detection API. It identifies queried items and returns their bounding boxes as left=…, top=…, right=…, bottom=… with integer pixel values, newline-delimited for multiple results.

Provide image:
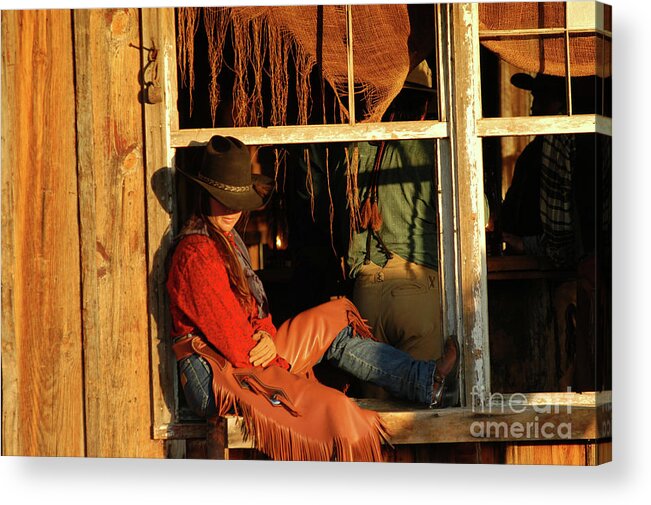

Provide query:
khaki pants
left=352, top=255, right=444, bottom=399
left=353, top=254, right=443, bottom=399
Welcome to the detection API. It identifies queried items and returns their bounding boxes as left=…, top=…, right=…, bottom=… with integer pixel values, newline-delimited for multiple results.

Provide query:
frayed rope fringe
left=213, top=380, right=388, bottom=462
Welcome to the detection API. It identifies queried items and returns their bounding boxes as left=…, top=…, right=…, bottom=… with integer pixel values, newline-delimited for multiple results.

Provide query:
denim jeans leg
left=323, top=326, right=436, bottom=404
left=178, top=354, right=218, bottom=418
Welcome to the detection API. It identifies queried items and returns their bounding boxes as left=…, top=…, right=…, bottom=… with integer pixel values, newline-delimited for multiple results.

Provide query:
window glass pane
left=479, top=1, right=567, bottom=31
left=568, top=32, right=611, bottom=117
left=483, top=132, right=611, bottom=393
left=603, top=4, right=612, bottom=32
left=176, top=7, right=343, bottom=128
left=481, top=35, right=569, bottom=119
left=598, top=34, right=612, bottom=117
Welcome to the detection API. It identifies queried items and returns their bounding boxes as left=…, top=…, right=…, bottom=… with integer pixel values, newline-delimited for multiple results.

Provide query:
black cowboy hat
left=510, top=72, right=566, bottom=96
left=178, top=135, right=274, bottom=211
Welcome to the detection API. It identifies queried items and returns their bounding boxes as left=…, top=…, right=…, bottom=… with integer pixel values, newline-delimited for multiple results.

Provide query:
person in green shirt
left=285, top=59, right=446, bottom=399
left=346, top=137, right=442, bottom=361
left=345, top=61, right=444, bottom=399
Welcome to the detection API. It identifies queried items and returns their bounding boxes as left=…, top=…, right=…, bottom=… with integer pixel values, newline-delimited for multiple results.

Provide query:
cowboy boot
left=430, top=335, right=460, bottom=408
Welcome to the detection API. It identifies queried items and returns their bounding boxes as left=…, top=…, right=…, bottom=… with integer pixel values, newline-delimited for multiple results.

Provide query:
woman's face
left=207, top=196, right=242, bottom=234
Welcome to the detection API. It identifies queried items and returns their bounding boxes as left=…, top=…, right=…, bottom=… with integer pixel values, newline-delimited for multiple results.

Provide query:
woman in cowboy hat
left=166, top=135, right=459, bottom=461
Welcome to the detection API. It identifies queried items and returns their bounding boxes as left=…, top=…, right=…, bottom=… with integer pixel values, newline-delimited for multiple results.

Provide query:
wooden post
left=448, top=3, right=491, bottom=405
left=1, top=9, right=85, bottom=457
left=73, top=8, right=163, bottom=458
left=205, top=417, right=230, bottom=460
left=140, top=7, right=183, bottom=458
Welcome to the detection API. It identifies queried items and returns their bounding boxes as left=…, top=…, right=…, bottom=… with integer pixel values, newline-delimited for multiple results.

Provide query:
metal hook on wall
left=131, top=40, right=163, bottom=104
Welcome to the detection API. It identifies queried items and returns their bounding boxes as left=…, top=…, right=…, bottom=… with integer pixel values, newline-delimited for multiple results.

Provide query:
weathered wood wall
left=2, top=9, right=85, bottom=457
left=2, top=8, right=164, bottom=458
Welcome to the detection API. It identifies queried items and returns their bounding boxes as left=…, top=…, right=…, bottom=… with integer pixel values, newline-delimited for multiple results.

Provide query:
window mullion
left=169, top=121, right=449, bottom=147
left=449, top=2, right=491, bottom=407
left=345, top=4, right=356, bottom=125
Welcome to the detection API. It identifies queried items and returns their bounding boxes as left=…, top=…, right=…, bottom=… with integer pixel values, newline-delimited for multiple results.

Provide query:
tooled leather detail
left=233, top=371, right=299, bottom=416
left=197, top=173, right=251, bottom=193
left=172, top=334, right=228, bottom=372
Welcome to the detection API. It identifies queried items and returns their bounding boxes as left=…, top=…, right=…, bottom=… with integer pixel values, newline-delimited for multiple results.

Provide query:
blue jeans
left=178, top=326, right=436, bottom=417
left=322, top=325, right=436, bottom=404
left=178, top=353, right=218, bottom=418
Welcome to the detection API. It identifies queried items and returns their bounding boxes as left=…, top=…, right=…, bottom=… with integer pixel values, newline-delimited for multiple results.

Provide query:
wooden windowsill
left=154, top=392, right=611, bottom=446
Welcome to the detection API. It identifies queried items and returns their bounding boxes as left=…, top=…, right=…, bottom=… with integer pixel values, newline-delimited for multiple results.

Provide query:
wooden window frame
left=144, top=3, right=611, bottom=441
left=478, top=1, right=612, bottom=135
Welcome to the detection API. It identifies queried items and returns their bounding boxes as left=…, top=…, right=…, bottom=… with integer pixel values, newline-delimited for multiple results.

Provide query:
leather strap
left=172, top=335, right=196, bottom=362
left=233, top=370, right=299, bottom=415
left=173, top=334, right=227, bottom=371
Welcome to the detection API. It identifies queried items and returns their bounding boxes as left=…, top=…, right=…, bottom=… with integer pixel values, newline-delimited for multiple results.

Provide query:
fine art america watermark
left=469, top=386, right=574, bottom=440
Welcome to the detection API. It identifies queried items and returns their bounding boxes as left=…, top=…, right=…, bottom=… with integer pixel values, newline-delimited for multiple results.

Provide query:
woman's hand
left=249, top=331, right=277, bottom=367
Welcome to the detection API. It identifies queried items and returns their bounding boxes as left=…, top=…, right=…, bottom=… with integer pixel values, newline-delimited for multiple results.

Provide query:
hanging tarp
left=478, top=2, right=611, bottom=77
left=177, top=5, right=435, bottom=126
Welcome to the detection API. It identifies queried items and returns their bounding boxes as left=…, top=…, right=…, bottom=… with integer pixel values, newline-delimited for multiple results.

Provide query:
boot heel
left=429, top=335, right=460, bottom=409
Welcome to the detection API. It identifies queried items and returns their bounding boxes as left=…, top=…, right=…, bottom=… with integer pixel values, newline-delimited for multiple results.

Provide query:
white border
left=1, top=1, right=649, bottom=504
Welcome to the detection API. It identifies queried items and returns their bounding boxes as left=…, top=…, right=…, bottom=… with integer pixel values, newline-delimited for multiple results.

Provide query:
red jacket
left=167, top=233, right=289, bottom=370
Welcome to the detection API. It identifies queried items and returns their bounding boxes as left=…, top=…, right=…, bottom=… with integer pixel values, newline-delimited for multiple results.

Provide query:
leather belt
left=172, top=334, right=227, bottom=372
left=171, top=334, right=196, bottom=361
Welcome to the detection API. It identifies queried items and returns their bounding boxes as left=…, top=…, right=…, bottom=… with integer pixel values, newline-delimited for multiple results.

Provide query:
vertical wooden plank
left=185, top=439, right=208, bottom=459
left=73, top=7, right=162, bottom=458
left=1, top=10, right=19, bottom=456
left=206, top=418, right=229, bottom=460
left=597, top=440, right=612, bottom=464
left=436, top=137, right=460, bottom=342
left=585, top=442, right=597, bottom=465
left=140, top=8, right=182, bottom=456
left=505, top=442, right=588, bottom=465
left=478, top=442, right=506, bottom=464
left=435, top=5, right=449, bottom=123
left=449, top=3, right=491, bottom=406
left=1, top=10, right=85, bottom=456
left=585, top=440, right=612, bottom=465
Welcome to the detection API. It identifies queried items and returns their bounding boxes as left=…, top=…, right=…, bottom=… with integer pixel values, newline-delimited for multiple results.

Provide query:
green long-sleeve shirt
left=346, top=140, right=439, bottom=277
left=285, top=140, right=439, bottom=279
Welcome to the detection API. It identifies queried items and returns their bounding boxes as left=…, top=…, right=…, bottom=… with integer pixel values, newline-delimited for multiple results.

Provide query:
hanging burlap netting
left=177, top=5, right=435, bottom=127
left=177, top=4, right=609, bottom=127
left=478, top=2, right=611, bottom=78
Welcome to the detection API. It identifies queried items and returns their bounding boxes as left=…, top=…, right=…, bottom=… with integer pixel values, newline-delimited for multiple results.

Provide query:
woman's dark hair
left=181, top=189, right=254, bottom=314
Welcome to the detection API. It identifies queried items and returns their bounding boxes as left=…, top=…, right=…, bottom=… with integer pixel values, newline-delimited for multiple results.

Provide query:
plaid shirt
left=523, top=133, right=578, bottom=268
